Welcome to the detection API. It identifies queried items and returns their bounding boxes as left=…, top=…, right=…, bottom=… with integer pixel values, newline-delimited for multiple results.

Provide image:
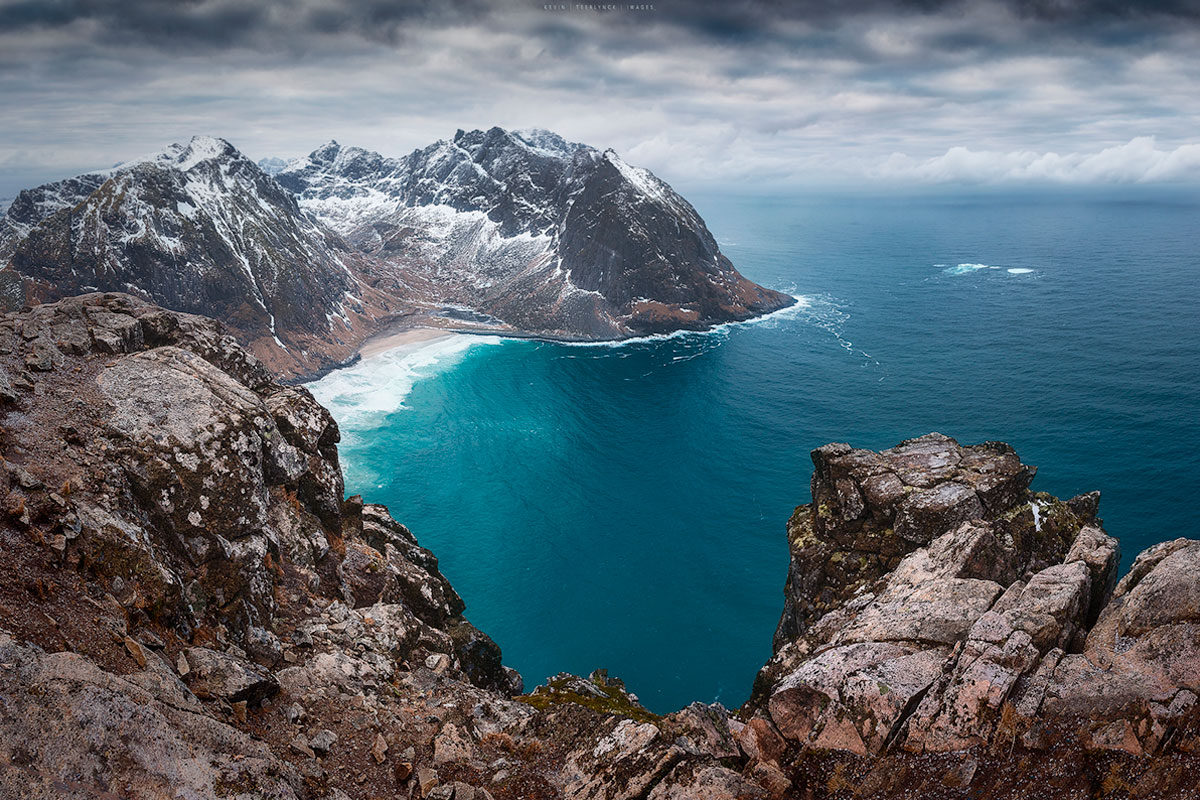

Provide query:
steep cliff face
left=743, top=434, right=1200, bottom=797
left=278, top=127, right=795, bottom=338
left=1, top=302, right=1197, bottom=800
left=0, top=294, right=761, bottom=800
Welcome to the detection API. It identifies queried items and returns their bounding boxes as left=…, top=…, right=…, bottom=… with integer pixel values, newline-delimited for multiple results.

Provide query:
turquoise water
left=311, top=191, right=1200, bottom=714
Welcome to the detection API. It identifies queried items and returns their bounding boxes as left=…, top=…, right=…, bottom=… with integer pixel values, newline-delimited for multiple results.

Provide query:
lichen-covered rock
left=894, top=481, right=984, bottom=544
left=661, top=702, right=740, bottom=760
left=647, top=763, right=767, bottom=800
left=752, top=435, right=1200, bottom=794
left=772, top=434, right=1059, bottom=653
left=181, top=645, right=279, bottom=703
left=0, top=294, right=548, bottom=800
left=2, top=302, right=1198, bottom=800
left=1032, top=539, right=1200, bottom=756
left=0, top=632, right=304, bottom=800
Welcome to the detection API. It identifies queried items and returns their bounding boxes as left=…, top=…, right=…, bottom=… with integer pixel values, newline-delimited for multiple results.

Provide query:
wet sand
left=357, top=326, right=452, bottom=360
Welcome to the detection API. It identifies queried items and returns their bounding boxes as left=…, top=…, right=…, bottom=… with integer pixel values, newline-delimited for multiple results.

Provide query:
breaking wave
left=942, top=263, right=1036, bottom=276
left=307, top=334, right=504, bottom=424
left=943, top=263, right=993, bottom=275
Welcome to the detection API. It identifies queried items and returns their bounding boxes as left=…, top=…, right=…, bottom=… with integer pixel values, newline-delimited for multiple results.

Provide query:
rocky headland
left=1, top=294, right=1197, bottom=799
left=0, top=130, right=794, bottom=380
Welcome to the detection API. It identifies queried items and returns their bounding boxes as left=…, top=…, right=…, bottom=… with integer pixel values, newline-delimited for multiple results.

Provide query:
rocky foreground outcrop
left=0, top=295, right=1197, bottom=799
left=746, top=434, right=1200, bottom=796
left=0, top=294, right=757, bottom=800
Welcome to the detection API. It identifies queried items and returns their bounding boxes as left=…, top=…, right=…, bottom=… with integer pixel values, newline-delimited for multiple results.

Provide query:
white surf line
left=306, top=333, right=504, bottom=422
left=558, top=294, right=815, bottom=350
left=312, top=290, right=816, bottom=405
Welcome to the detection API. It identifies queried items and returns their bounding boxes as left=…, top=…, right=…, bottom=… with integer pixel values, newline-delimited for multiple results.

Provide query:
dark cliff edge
left=1, top=295, right=1197, bottom=799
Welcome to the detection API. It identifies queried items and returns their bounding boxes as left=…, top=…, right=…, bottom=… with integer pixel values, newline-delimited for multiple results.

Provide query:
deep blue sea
left=310, top=191, right=1200, bottom=714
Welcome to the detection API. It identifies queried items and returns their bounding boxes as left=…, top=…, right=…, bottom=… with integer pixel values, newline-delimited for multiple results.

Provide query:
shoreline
left=356, top=326, right=456, bottom=360
left=294, top=292, right=808, bottom=384
left=345, top=294, right=805, bottom=367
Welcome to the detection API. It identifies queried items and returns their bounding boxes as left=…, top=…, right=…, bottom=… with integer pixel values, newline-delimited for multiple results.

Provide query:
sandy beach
left=357, top=326, right=453, bottom=360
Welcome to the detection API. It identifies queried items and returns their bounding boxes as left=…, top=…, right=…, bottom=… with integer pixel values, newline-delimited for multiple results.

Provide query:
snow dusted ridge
left=276, top=126, right=794, bottom=340
left=0, top=136, right=387, bottom=378
left=0, top=128, right=792, bottom=378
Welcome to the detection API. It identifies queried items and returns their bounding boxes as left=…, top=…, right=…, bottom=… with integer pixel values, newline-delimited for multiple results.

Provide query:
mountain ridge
left=0, top=130, right=793, bottom=379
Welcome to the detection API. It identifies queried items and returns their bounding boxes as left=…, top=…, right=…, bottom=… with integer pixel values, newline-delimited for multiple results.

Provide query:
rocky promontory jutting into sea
left=0, top=130, right=794, bottom=381
left=1, top=293, right=1197, bottom=799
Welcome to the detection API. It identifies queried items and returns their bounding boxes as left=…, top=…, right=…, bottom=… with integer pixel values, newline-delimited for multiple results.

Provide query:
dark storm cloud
left=0, top=0, right=267, bottom=46
left=3, top=0, right=1200, bottom=51
left=1, top=0, right=1199, bottom=188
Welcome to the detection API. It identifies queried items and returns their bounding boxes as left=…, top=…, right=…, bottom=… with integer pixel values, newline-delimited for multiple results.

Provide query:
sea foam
left=559, top=294, right=814, bottom=350
left=943, top=263, right=992, bottom=275
left=311, top=293, right=813, bottom=418
left=307, top=334, right=503, bottom=423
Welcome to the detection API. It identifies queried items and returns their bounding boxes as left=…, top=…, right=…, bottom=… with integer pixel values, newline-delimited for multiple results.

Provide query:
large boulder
left=772, top=434, right=1068, bottom=652
left=181, top=645, right=279, bottom=704
left=0, top=632, right=303, bottom=800
left=1031, top=540, right=1200, bottom=755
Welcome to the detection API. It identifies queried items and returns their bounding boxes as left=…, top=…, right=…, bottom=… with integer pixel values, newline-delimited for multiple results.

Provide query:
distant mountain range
left=0, top=129, right=794, bottom=379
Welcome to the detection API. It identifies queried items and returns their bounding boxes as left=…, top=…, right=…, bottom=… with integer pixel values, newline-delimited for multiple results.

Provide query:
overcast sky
left=3, top=0, right=1200, bottom=195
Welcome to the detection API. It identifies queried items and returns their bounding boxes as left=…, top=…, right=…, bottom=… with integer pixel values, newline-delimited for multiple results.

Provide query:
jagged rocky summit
left=1, top=294, right=1197, bottom=799
left=275, top=128, right=792, bottom=339
left=0, top=130, right=793, bottom=380
left=0, top=138, right=396, bottom=380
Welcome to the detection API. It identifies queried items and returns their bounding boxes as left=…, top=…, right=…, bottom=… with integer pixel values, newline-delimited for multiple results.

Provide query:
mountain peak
left=512, top=128, right=583, bottom=158
left=103, top=135, right=243, bottom=175
left=1, top=129, right=793, bottom=377
left=257, top=156, right=288, bottom=175
left=173, top=135, right=239, bottom=170
left=307, top=140, right=343, bottom=163
left=437, top=127, right=584, bottom=163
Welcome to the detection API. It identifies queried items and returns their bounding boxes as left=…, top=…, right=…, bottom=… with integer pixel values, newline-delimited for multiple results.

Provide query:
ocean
left=310, top=190, right=1200, bottom=714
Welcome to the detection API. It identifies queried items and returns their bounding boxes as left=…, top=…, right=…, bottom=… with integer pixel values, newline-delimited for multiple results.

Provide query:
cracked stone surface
left=0, top=297, right=1198, bottom=799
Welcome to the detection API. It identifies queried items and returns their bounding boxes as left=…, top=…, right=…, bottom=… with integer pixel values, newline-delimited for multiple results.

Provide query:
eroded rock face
left=0, top=293, right=762, bottom=800
left=1034, top=539, right=1200, bottom=756
left=773, top=434, right=1054, bottom=650
left=2, top=308, right=1198, bottom=800
left=747, top=434, right=1200, bottom=797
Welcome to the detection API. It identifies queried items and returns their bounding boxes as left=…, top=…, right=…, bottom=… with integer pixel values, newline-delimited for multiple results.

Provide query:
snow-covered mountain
left=0, top=129, right=793, bottom=378
left=0, top=137, right=394, bottom=377
left=277, top=127, right=794, bottom=338
left=256, top=156, right=288, bottom=175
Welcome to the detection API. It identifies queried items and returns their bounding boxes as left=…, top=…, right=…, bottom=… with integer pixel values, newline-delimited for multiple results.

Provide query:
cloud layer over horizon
left=2, top=0, right=1200, bottom=194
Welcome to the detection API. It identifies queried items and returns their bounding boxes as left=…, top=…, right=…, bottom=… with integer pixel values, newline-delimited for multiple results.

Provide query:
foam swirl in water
left=308, top=334, right=503, bottom=424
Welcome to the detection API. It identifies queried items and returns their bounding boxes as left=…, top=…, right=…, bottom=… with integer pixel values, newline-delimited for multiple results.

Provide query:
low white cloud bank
left=872, top=137, right=1200, bottom=185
